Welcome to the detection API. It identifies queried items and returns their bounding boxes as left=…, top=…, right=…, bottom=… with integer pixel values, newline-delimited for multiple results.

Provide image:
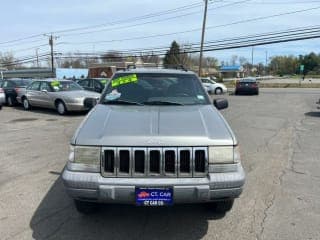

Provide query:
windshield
left=101, top=73, right=210, bottom=105
left=51, top=81, right=83, bottom=92
left=13, top=79, right=33, bottom=87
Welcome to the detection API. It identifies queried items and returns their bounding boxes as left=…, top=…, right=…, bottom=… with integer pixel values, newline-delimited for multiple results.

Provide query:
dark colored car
left=1, top=79, right=33, bottom=106
left=235, top=78, right=259, bottom=95
left=77, top=78, right=109, bottom=93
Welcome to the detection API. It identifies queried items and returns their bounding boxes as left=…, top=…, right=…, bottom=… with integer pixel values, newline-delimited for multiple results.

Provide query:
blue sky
left=0, top=0, right=319, bottom=65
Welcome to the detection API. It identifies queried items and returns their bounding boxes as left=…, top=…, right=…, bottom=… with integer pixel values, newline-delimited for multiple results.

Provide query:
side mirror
left=213, top=98, right=228, bottom=110
left=84, top=97, right=98, bottom=109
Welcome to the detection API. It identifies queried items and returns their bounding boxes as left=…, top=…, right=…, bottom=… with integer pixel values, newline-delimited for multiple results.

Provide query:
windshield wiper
left=103, top=100, right=143, bottom=106
left=143, top=100, right=184, bottom=106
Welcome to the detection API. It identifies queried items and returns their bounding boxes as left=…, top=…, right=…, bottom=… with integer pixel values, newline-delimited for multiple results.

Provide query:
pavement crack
left=257, top=194, right=276, bottom=240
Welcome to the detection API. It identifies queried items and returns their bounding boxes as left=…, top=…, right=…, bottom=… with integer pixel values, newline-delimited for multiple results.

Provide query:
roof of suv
left=116, top=68, right=196, bottom=75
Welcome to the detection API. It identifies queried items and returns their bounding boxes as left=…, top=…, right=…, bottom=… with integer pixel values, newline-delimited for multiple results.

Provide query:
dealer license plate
left=135, top=187, right=173, bottom=206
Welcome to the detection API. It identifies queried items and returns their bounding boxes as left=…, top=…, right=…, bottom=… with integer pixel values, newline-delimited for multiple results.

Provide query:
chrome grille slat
left=193, top=147, right=208, bottom=177
left=101, top=147, right=208, bottom=178
left=163, top=148, right=177, bottom=177
left=117, top=147, right=132, bottom=177
left=178, top=147, right=193, bottom=177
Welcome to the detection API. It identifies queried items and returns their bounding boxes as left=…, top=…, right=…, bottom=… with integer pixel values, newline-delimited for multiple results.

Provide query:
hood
left=72, top=104, right=236, bottom=146
left=54, top=90, right=100, bottom=99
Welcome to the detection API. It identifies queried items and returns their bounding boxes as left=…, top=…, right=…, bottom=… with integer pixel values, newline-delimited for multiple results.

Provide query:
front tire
left=56, top=101, right=67, bottom=115
left=23, top=97, right=31, bottom=110
left=7, top=96, right=15, bottom=106
left=74, top=200, right=99, bottom=214
left=215, top=87, right=223, bottom=95
left=213, top=199, right=234, bottom=213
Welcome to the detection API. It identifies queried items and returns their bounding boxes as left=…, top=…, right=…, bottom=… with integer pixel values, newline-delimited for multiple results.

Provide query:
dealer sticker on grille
left=136, top=188, right=173, bottom=206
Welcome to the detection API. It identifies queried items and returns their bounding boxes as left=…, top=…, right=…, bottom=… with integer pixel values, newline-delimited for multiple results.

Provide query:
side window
left=40, top=82, right=51, bottom=92
left=3, top=81, right=14, bottom=87
left=29, top=82, right=41, bottom=91
left=94, top=81, right=102, bottom=89
left=78, top=80, right=90, bottom=87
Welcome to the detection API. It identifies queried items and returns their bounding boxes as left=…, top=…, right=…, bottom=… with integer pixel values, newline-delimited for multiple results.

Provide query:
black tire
left=234, top=91, right=238, bottom=95
left=56, top=100, right=67, bottom=115
left=22, top=97, right=31, bottom=110
left=215, top=87, right=223, bottom=95
left=74, top=200, right=99, bottom=214
left=213, top=199, right=234, bottom=213
left=0, top=104, right=2, bottom=110
left=7, top=95, right=15, bottom=106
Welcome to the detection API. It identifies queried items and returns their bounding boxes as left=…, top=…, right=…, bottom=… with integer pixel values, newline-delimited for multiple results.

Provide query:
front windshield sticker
left=111, top=74, right=138, bottom=88
left=100, top=79, right=108, bottom=84
left=51, top=80, right=60, bottom=87
left=106, top=89, right=121, bottom=101
left=197, top=95, right=205, bottom=100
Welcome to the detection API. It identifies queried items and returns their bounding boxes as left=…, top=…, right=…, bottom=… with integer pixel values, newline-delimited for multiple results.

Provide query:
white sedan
left=200, top=77, right=228, bottom=95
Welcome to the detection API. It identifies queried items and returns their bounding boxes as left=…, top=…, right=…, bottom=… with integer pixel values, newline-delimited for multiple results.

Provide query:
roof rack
left=126, top=64, right=137, bottom=70
left=163, top=64, right=188, bottom=72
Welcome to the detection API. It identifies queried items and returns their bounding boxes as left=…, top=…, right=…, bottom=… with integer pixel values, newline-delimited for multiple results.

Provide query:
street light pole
left=198, top=0, right=209, bottom=77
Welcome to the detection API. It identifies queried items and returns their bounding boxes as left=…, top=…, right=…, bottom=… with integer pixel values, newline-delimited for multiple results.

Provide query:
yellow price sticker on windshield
left=51, top=80, right=60, bottom=87
left=111, top=74, right=138, bottom=88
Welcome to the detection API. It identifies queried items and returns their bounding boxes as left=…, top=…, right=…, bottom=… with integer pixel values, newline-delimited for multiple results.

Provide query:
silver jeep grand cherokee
left=62, top=67, right=245, bottom=214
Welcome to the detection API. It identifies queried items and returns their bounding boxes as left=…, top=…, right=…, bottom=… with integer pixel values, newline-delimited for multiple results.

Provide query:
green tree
left=163, top=41, right=181, bottom=65
left=299, top=52, right=320, bottom=75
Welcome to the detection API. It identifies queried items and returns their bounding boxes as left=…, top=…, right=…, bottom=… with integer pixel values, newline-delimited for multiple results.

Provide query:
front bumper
left=62, top=163, right=245, bottom=204
left=65, top=102, right=89, bottom=111
left=0, top=93, right=5, bottom=105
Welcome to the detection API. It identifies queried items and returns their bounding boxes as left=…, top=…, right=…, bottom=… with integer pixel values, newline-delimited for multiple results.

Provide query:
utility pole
left=251, top=46, right=254, bottom=66
left=265, top=50, right=268, bottom=75
left=36, top=48, right=39, bottom=68
left=49, top=34, right=54, bottom=73
left=45, top=33, right=59, bottom=75
left=199, top=0, right=209, bottom=77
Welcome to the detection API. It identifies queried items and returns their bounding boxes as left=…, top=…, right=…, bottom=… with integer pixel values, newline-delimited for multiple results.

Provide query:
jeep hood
left=72, top=104, right=236, bottom=146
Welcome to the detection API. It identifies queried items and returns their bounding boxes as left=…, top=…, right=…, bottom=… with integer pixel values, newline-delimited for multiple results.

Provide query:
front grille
left=101, top=147, right=208, bottom=178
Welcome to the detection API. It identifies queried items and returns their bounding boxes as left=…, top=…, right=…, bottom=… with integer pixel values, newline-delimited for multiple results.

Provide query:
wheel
left=0, top=104, right=2, bottom=110
left=213, top=199, right=234, bottom=213
left=22, top=97, right=31, bottom=110
left=56, top=101, right=67, bottom=115
left=7, top=96, right=15, bottom=106
left=234, top=91, right=238, bottom=95
left=215, top=87, right=223, bottom=95
left=74, top=200, right=99, bottom=214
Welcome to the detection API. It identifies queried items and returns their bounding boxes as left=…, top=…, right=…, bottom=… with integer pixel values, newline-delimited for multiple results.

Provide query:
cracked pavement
left=0, top=88, right=319, bottom=240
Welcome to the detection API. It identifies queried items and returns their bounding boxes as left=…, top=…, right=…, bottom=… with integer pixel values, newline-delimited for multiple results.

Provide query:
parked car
left=235, top=77, right=259, bottom=95
left=201, top=77, right=227, bottom=95
left=77, top=78, right=109, bottom=93
left=0, top=79, right=33, bottom=106
left=0, top=84, right=5, bottom=110
left=62, top=67, right=245, bottom=214
left=0, top=80, right=3, bottom=109
left=17, top=79, right=100, bottom=115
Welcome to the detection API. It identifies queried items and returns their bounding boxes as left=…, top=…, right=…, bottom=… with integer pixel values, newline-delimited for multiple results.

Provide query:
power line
left=0, top=1, right=204, bottom=45
left=59, top=0, right=251, bottom=37
left=60, top=6, right=320, bottom=46
left=55, top=28, right=320, bottom=60
left=57, top=26, right=320, bottom=57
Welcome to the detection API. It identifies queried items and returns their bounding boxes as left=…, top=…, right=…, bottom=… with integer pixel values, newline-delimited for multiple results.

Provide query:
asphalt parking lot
left=0, top=88, right=319, bottom=240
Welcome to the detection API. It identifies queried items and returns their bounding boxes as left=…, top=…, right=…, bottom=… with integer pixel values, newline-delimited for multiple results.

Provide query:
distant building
left=1, top=68, right=88, bottom=79
left=219, top=66, right=244, bottom=78
left=88, top=62, right=134, bottom=78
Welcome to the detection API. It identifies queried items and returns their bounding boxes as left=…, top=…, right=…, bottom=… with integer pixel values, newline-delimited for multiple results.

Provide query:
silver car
left=18, top=79, right=100, bottom=115
left=62, top=68, right=245, bottom=214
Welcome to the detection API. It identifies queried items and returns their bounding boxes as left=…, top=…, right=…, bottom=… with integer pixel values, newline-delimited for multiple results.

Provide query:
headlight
left=209, top=146, right=241, bottom=164
left=71, top=145, right=101, bottom=165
